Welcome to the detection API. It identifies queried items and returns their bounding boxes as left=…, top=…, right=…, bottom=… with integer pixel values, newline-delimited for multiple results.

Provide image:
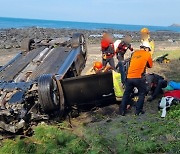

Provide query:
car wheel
left=38, top=74, right=64, bottom=115
left=21, top=38, right=34, bottom=52
left=71, top=33, right=87, bottom=56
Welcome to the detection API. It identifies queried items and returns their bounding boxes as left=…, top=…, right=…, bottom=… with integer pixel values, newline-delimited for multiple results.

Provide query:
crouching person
left=101, top=33, right=115, bottom=70
left=146, top=73, right=167, bottom=101
left=87, top=61, right=124, bottom=99
left=91, top=61, right=112, bottom=74
left=119, top=42, right=153, bottom=116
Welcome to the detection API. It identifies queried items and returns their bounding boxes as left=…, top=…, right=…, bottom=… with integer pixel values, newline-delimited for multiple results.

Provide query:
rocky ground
left=0, top=27, right=180, bottom=66
left=0, top=27, right=180, bottom=49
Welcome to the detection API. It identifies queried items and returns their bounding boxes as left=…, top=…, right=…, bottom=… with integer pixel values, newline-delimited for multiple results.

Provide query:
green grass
left=0, top=124, right=89, bottom=154
left=153, top=50, right=180, bottom=60
left=85, top=105, right=180, bottom=154
left=1, top=111, right=180, bottom=154
left=151, top=50, right=180, bottom=81
left=0, top=123, right=113, bottom=154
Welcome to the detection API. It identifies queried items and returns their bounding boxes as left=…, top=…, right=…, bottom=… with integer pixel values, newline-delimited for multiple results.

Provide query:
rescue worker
left=91, top=61, right=124, bottom=99
left=141, top=28, right=155, bottom=56
left=93, top=61, right=112, bottom=74
left=93, top=61, right=103, bottom=73
left=86, top=61, right=112, bottom=75
left=116, top=35, right=133, bottom=84
left=101, top=33, right=115, bottom=69
left=119, top=42, right=153, bottom=116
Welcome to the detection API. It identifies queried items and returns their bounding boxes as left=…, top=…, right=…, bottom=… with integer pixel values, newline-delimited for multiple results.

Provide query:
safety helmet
left=140, top=41, right=151, bottom=51
left=114, top=40, right=121, bottom=52
left=93, top=62, right=103, bottom=71
left=140, top=28, right=150, bottom=34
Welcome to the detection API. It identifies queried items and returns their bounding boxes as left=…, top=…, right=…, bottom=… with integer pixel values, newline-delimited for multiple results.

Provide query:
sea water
left=0, top=17, right=180, bottom=32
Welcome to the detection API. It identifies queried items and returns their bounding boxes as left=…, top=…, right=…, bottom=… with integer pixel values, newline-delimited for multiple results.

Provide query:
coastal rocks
left=4, top=44, right=11, bottom=49
left=0, top=45, right=4, bottom=49
left=0, top=27, right=180, bottom=50
left=0, top=40, right=5, bottom=49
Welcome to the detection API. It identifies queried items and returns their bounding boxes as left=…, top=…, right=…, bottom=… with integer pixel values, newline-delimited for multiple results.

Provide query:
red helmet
left=93, top=62, right=103, bottom=71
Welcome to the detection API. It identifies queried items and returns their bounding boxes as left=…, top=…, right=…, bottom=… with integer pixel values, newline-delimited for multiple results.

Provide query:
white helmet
left=140, top=41, right=151, bottom=51
left=114, top=40, right=121, bottom=52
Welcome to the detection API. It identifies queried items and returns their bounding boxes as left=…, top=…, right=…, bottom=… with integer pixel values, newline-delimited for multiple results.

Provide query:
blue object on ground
left=169, top=81, right=180, bottom=90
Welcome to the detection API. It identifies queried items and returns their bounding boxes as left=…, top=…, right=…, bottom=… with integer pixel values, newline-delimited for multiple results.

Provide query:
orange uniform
left=127, top=50, right=153, bottom=79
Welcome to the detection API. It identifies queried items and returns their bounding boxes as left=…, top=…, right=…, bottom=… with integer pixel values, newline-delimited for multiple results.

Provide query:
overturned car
left=0, top=33, right=116, bottom=134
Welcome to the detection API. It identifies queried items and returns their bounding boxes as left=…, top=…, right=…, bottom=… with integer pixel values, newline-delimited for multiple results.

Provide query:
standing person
left=141, top=28, right=155, bottom=56
left=116, top=35, right=133, bottom=84
left=119, top=42, right=153, bottom=116
left=101, top=33, right=115, bottom=69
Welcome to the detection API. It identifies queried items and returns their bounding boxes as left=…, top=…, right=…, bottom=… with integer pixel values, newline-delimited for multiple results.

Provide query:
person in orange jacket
left=119, top=42, right=153, bottom=116
left=101, top=33, right=115, bottom=69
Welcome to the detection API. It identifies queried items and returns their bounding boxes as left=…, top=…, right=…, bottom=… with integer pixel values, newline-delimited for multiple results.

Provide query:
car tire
left=71, top=33, right=87, bottom=56
left=21, top=38, right=34, bottom=52
left=38, top=74, right=64, bottom=115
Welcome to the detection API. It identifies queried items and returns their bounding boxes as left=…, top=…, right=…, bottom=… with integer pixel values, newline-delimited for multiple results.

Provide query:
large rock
left=5, top=44, right=12, bottom=49
left=0, top=44, right=4, bottom=49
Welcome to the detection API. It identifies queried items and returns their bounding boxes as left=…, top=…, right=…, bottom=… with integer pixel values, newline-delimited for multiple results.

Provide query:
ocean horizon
left=0, top=17, right=180, bottom=32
